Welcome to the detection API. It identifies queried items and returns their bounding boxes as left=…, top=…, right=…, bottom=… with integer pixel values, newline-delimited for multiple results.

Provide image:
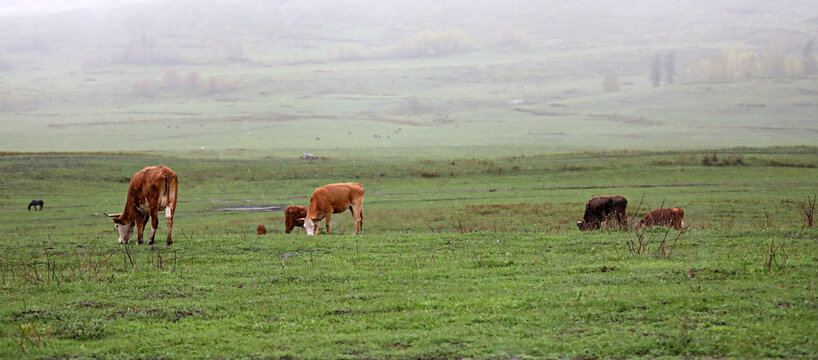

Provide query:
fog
left=1, top=0, right=816, bottom=154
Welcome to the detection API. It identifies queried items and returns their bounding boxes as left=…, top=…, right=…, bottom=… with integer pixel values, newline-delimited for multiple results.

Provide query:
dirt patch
left=218, top=205, right=287, bottom=212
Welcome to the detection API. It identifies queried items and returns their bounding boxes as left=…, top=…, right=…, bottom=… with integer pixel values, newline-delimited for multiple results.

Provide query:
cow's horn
left=104, top=212, right=121, bottom=218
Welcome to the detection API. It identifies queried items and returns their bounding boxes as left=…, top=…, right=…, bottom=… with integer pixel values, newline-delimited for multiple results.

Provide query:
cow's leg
left=285, top=216, right=293, bottom=234
left=148, top=210, right=159, bottom=245
left=165, top=207, right=173, bottom=245
left=136, top=215, right=147, bottom=244
left=324, top=213, right=332, bottom=235
left=351, top=204, right=363, bottom=235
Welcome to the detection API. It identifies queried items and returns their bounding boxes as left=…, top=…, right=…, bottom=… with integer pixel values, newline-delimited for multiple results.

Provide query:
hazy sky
left=0, top=0, right=149, bottom=16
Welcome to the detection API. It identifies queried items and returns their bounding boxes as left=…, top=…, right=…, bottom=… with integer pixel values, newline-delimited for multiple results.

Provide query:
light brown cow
left=300, top=183, right=364, bottom=235
left=105, top=165, right=178, bottom=245
left=284, top=205, right=308, bottom=234
left=638, top=207, right=685, bottom=230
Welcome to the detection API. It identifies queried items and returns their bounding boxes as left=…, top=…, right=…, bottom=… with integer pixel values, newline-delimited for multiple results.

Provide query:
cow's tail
left=165, top=170, right=178, bottom=215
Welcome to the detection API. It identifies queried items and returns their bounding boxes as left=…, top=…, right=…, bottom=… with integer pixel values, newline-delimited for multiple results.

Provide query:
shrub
left=203, top=76, right=240, bottom=94
left=497, top=28, right=531, bottom=49
left=401, top=29, right=474, bottom=57
left=185, top=71, right=200, bottom=90
left=798, top=195, right=816, bottom=227
left=132, top=78, right=157, bottom=97
left=603, top=71, right=620, bottom=93
left=702, top=153, right=744, bottom=166
left=331, top=44, right=365, bottom=61
left=163, top=69, right=180, bottom=88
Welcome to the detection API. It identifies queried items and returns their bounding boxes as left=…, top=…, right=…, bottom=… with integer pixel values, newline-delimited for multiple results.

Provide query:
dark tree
left=803, top=40, right=817, bottom=75
left=651, top=54, right=662, bottom=87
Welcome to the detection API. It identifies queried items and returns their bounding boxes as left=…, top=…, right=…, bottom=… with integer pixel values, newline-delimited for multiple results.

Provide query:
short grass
left=1, top=148, right=817, bottom=358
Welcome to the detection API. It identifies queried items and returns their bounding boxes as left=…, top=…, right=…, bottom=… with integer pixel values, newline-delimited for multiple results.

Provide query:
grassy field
left=2, top=1, right=818, bottom=358
left=1, top=148, right=817, bottom=359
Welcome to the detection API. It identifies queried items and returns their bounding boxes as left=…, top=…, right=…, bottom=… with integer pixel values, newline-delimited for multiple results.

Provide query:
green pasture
left=1, top=149, right=817, bottom=358
left=2, top=1, right=818, bottom=357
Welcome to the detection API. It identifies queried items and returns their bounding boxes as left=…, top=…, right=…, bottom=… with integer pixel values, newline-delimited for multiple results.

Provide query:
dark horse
left=28, top=200, right=44, bottom=211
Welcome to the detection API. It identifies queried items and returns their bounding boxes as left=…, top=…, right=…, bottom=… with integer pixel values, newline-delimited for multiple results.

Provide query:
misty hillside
left=3, top=0, right=816, bottom=67
left=1, top=0, right=817, bottom=155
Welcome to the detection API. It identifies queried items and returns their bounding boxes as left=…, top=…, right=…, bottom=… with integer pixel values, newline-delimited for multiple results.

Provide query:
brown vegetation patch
left=514, top=108, right=572, bottom=117
left=588, top=114, right=664, bottom=126
left=465, top=202, right=551, bottom=216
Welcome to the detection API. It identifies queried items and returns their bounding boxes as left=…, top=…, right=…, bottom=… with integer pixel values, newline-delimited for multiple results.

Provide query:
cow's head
left=577, top=221, right=594, bottom=231
left=300, top=217, right=320, bottom=235
left=105, top=213, right=134, bottom=244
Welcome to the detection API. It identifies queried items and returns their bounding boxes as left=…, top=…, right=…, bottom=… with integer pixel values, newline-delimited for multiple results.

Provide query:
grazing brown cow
left=105, top=165, right=178, bottom=245
left=638, top=207, right=685, bottom=230
left=301, top=183, right=364, bottom=235
left=284, top=205, right=308, bottom=234
left=577, top=195, right=628, bottom=231
left=256, top=224, right=267, bottom=235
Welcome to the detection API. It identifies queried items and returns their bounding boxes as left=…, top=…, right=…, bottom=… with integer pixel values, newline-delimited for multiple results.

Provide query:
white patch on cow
left=116, top=222, right=135, bottom=244
left=303, top=219, right=316, bottom=235
left=165, top=207, right=172, bottom=220
left=138, top=199, right=150, bottom=214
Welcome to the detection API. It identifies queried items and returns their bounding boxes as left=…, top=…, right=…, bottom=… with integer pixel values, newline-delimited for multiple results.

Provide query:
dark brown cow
left=638, top=207, right=685, bottom=230
left=577, top=195, right=628, bottom=231
left=301, top=183, right=364, bottom=235
left=105, top=165, right=178, bottom=245
left=284, top=205, right=308, bottom=234
left=28, top=200, right=44, bottom=211
left=257, top=224, right=267, bottom=235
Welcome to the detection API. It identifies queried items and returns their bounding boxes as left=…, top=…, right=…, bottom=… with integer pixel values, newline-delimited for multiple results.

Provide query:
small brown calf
left=638, top=207, right=685, bottom=230
left=284, top=205, right=308, bottom=234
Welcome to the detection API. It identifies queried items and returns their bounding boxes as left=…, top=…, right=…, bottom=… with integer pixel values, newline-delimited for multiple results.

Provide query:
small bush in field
left=163, top=69, right=180, bottom=88
left=401, top=29, right=474, bottom=57
left=132, top=78, right=156, bottom=97
left=702, top=153, right=744, bottom=166
left=185, top=71, right=200, bottom=90
left=204, top=76, right=241, bottom=94
left=497, top=28, right=531, bottom=49
left=603, top=71, right=620, bottom=93
left=331, top=44, right=365, bottom=61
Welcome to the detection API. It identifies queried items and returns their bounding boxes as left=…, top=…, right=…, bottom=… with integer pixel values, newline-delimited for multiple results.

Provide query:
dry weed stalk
left=764, top=238, right=788, bottom=271
left=798, top=195, right=816, bottom=227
